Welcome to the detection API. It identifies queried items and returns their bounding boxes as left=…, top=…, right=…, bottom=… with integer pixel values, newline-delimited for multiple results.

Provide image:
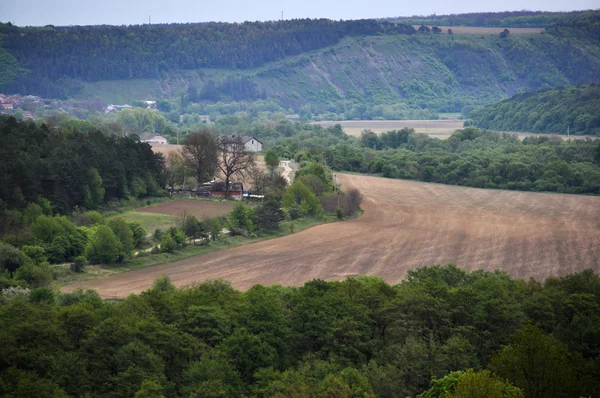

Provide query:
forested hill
left=1, top=13, right=600, bottom=114
left=0, top=19, right=414, bottom=96
left=469, top=85, right=600, bottom=135
left=386, top=10, right=596, bottom=28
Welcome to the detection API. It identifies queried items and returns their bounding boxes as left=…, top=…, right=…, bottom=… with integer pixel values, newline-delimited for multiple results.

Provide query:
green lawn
left=107, top=211, right=178, bottom=233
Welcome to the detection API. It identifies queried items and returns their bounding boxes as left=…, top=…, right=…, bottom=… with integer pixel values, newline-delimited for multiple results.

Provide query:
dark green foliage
left=0, top=243, right=29, bottom=276
left=470, top=85, right=600, bottom=135
left=255, top=194, right=284, bottom=232
left=0, top=19, right=414, bottom=97
left=0, top=117, right=164, bottom=214
left=0, top=266, right=600, bottom=397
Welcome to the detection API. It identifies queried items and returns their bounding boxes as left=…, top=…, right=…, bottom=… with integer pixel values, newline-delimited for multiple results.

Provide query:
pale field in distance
left=413, top=26, right=545, bottom=34
left=313, top=120, right=594, bottom=140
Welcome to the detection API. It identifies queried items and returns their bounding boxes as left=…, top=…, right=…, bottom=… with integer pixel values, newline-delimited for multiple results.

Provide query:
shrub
left=160, top=235, right=177, bottom=253
left=85, top=225, right=122, bottom=264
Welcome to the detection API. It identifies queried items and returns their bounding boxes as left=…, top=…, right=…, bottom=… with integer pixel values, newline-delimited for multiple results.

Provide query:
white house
left=140, top=133, right=168, bottom=144
left=239, top=136, right=263, bottom=152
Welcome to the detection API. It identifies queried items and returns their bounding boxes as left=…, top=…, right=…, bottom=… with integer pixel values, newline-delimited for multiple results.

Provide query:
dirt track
left=64, top=174, right=600, bottom=297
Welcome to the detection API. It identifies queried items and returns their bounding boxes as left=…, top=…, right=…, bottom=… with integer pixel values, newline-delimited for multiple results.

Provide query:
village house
left=140, top=133, right=168, bottom=144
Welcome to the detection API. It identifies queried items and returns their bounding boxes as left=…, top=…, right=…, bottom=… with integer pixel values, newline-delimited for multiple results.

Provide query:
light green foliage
left=282, top=180, right=321, bottom=218
left=419, top=369, right=523, bottom=398
left=20, top=245, right=47, bottom=265
left=107, top=217, right=135, bottom=257
left=85, top=225, right=122, bottom=264
left=168, top=226, right=187, bottom=247
left=209, top=218, right=222, bottom=241
left=160, top=235, right=177, bottom=254
left=128, top=222, right=147, bottom=249
left=264, top=149, right=280, bottom=171
left=227, top=203, right=257, bottom=234
left=23, top=202, right=43, bottom=224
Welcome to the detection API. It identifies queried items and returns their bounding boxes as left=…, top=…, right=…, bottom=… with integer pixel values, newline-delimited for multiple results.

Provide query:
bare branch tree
left=181, top=129, right=218, bottom=185
left=217, top=136, right=255, bottom=199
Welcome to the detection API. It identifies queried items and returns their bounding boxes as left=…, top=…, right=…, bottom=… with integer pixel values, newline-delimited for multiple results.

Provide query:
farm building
left=199, top=181, right=244, bottom=200
left=221, top=135, right=263, bottom=152
left=240, top=136, right=262, bottom=152
left=140, top=133, right=168, bottom=144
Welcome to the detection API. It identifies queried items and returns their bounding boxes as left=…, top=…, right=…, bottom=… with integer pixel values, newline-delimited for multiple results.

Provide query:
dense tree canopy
left=0, top=116, right=164, bottom=214
left=469, top=85, right=600, bottom=136
left=1, top=266, right=599, bottom=397
left=0, top=19, right=414, bottom=97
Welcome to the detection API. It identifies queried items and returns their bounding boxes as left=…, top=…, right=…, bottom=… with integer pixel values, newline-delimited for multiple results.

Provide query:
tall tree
left=264, top=149, right=280, bottom=174
left=181, top=130, right=218, bottom=185
left=216, top=136, right=255, bottom=198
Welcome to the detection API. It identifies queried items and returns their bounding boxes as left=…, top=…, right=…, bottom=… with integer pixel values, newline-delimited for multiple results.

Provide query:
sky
left=1, top=0, right=598, bottom=26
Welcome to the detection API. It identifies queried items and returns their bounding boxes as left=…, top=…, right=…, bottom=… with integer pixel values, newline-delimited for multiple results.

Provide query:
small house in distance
left=140, top=133, right=168, bottom=144
left=239, top=136, right=262, bottom=152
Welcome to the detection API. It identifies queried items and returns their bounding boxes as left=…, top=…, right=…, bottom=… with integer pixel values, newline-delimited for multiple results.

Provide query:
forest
left=0, top=116, right=165, bottom=213
left=469, top=85, right=600, bottom=135
left=1, top=265, right=599, bottom=397
left=0, top=19, right=414, bottom=98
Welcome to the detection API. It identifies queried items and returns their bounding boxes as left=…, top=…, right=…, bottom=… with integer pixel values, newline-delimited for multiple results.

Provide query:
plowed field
left=64, top=174, right=600, bottom=298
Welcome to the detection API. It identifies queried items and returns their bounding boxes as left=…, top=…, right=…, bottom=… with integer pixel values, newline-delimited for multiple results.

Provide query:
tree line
left=228, top=119, right=600, bottom=195
left=0, top=265, right=599, bottom=397
left=469, top=84, right=600, bottom=136
left=0, top=19, right=415, bottom=98
left=385, top=10, right=593, bottom=28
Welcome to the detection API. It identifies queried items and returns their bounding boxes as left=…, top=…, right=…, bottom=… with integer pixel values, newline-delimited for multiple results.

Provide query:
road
left=63, top=174, right=600, bottom=298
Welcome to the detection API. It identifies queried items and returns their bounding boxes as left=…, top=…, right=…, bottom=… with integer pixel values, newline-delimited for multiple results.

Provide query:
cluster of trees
left=0, top=116, right=164, bottom=215
left=469, top=84, right=600, bottom=135
left=0, top=210, right=149, bottom=289
left=1, top=265, right=599, bottom=396
left=0, top=19, right=414, bottom=98
left=241, top=120, right=600, bottom=195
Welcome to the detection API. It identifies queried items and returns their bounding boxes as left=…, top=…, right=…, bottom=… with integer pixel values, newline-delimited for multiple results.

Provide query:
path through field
left=64, top=175, right=600, bottom=297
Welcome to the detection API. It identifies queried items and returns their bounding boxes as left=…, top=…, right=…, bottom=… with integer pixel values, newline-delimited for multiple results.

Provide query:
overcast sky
left=1, top=0, right=597, bottom=26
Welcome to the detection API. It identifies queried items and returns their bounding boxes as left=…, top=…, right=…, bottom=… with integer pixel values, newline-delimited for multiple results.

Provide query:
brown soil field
left=413, top=26, right=545, bottom=35
left=313, top=120, right=593, bottom=140
left=138, top=199, right=235, bottom=219
left=64, top=174, right=600, bottom=298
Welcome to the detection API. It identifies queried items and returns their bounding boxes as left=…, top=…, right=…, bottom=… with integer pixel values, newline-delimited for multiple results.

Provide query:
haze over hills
left=1, top=10, right=600, bottom=118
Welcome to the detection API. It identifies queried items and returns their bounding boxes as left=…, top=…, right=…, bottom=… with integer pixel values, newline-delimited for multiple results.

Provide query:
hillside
left=469, top=85, right=600, bottom=135
left=1, top=12, right=600, bottom=117
left=386, top=10, right=596, bottom=28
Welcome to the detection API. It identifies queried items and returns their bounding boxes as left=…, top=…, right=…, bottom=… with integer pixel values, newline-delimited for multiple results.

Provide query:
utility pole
left=149, top=15, right=151, bottom=25
left=567, top=125, right=570, bottom=137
